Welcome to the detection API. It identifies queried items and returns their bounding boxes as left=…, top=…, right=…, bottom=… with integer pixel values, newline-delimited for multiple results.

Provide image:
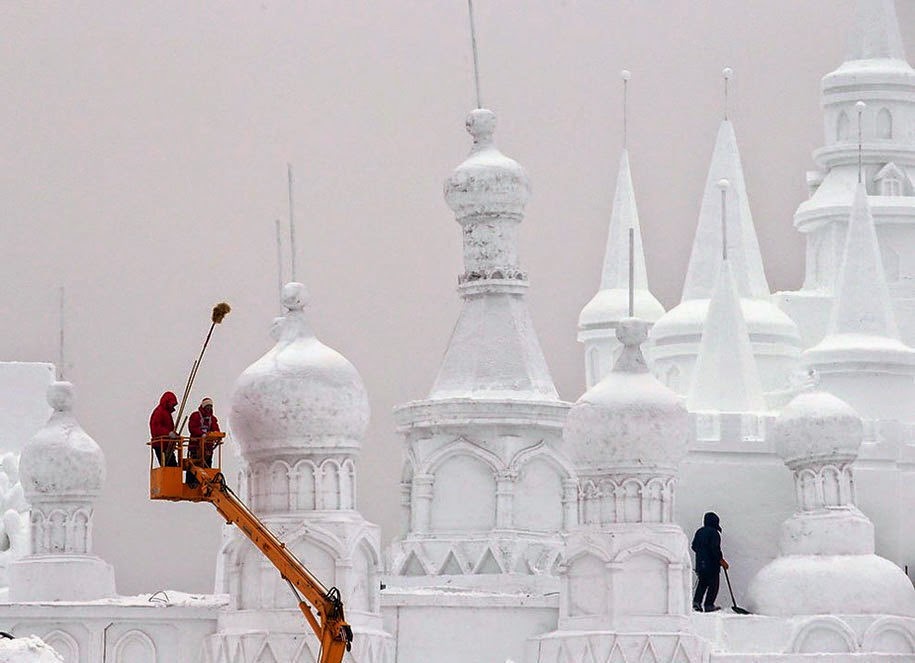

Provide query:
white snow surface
left=230, top=283, right=369, bottom=457
left=444, top=108, right=530, bottom=220
left=687, top=259, right=766, bottom=413
left=681, top=120, right=770, bottom=302
left=771, top=390, right=863, bottom=466
left=18, top=382, right=103, bottom=497
left=565, top=319, right=688, bottom=470
left=827, top=183, right=900, bottom=340
left=845, top=0, right=907, bottom=62
left=0, top=636, right=62, bottom=663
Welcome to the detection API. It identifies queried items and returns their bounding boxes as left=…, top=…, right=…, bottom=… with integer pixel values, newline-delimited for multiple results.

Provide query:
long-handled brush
left=174, top=302, right=231, bottom=433
left=723, top=567, right=751, bottom=614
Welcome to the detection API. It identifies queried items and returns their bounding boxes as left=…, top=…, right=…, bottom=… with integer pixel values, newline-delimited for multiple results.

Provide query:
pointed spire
left=682, top=120, right=770, bottom=301
left=688, top=180, right=765, bottom=413
left=846, top=0, right=907, bottom=62
left=829, top=183, right=899, bottom=338
left=687, top=260, right=766, bottom=413
left=600, top=150, right=650, bottom=292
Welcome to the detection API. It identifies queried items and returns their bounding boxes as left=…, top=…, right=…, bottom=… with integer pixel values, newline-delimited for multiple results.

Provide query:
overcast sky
left=1, top=1, right=912, bottom=595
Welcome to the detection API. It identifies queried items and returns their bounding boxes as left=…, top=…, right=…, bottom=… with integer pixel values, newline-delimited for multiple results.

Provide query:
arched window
left=877, top=108, right=893, bottom=139
left=836, top=110, right=850, bottom=142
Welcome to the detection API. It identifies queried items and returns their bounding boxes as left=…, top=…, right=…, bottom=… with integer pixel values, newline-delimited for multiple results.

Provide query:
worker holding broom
left=188, top=397, right=221, bottom=467
left=691, top=511, right=729, bottom=612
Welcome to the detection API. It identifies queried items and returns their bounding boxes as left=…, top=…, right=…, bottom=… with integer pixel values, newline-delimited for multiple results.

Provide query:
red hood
left=159, top=391, right=178, bottom=408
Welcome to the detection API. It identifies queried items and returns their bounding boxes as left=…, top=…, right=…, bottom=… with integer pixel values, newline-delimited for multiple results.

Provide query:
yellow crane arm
left=189, top=465, right=353, bottom=663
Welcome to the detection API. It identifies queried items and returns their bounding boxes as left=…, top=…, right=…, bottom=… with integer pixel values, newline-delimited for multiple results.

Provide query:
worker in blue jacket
left=691, top=512, right=729, bottom=612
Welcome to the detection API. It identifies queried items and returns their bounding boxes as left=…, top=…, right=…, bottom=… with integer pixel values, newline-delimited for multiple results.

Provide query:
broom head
left=212, top=302, right=231, bottom=324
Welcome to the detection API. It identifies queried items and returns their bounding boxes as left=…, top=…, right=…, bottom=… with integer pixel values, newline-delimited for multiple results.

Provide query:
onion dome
left=771, top=390, right=863, bottom=469
left=444, top=108, right=530, bottom=220
left=19, top=381, right=104, bottom=498
left=230, top=283, right=370, bottom=459
left=564, top=318, right=689, bottom=474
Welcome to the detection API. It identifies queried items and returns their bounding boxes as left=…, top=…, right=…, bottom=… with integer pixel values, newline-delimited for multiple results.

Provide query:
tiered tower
left=10, top=381, right=116, bottom=601
left=532, top=318, right=707, bottom=663
left=749, top=389, right=915, bottom=622
left=777, top=0, right=915, bottom=349
left=208, top=283, right=392, bottom=663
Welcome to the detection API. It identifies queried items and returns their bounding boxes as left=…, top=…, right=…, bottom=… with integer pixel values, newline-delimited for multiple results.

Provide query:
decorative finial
left=282, top=282, right=309, bottom=312
left=621, top=69, right=631, bottom=148
left=613, top=318, right=650, bottom=374
left=718, top=178, right=730, bottom=261
left=466, top=107, right=496, bottom=145
left=287, top=163, right=297, bottom=282
left=856, top=100, right=866, bottom=184
left=722, top=67, right=733, bottom=120
left=467, top=0, right=483, bottom=109
left=47, top=381, right=74, bottom=413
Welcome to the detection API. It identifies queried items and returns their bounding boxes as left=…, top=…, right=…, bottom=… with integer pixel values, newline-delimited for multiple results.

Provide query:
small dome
left=230, top=283, right=369, bottom=459
left=651, top=297, right=800, bottom=342
left=19, top=382, right=105, bottom=498
left=564, top=318, right=689, bottom=472
left=444, top=108, right=531, bottom=220
left=772, top=390, right=863, bottom=468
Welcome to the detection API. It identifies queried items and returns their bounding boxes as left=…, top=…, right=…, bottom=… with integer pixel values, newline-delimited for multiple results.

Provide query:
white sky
left=1, top=1, right=912, bottom=595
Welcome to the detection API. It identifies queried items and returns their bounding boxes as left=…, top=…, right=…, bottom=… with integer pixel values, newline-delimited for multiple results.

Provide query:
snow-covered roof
left=845, top=0, right=907, bottom=63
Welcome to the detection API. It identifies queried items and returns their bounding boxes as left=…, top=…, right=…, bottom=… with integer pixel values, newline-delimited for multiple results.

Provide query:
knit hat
left=200, top=397, right=214, bottom=408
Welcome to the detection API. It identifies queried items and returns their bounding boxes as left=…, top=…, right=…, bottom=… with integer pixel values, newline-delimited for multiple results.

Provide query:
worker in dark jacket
left=691, top=511, right=729, bottom=612
left=149, top=391, right=179, bottom=467
left=188, top=397, right=220, bottom=467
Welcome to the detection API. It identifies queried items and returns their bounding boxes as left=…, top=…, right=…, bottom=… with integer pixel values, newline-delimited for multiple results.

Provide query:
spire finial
left=718, top=178, right=730, bottom=261
left=467, top=0, right=483, bottom=109
left=856, top=100, right=866, bottom=184
left=58, top=285, right=65, bottom=380
left=287, top=163, right=298, bottom=282
left=722, top=67, right=733, bottom=120
left=621, top=69, right=631, bottom=148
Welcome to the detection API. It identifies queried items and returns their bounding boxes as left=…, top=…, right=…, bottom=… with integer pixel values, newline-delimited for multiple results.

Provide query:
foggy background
left=1, top=1, right=912, bottom=595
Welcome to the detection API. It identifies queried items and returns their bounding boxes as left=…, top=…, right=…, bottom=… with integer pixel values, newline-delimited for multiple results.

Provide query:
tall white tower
left=208, top=283, right=392, bottom=663
left=777, top=0, right=915, bottom=348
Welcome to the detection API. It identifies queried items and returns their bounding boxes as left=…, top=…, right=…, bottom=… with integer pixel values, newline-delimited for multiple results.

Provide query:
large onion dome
left=230, top=282, right=369, bottom=460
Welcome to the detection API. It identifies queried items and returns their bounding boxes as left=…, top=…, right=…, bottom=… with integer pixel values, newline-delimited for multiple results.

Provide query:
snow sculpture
left=650, top=117, right=800, bottom=397
left=0, top=635, right=64, bottom=663
left=778, top=0, right=915, bottom=348
left=578, top=149, right=664, bottom=388
left=10, top=381, right=116, bottom=601
left=389, top=108, right=572, bottom=590
left=532, top=318, right=707, bottom=663
left=748, top=388, right=915, bottom=618
left=209, top=282, right=391, bottom=663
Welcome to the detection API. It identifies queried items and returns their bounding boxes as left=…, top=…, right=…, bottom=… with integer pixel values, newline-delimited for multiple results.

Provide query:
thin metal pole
left=275, top=218, right=285, bottom=312
left=58, top=286, right=65, bottom=380
left=287, top=163, right=297, bottom=282
left=621, top=70, right=630, bottom=149
left=723, top=67, right=733, bottom=120
left=627, top=227, right=635, bottom=317
left=468, top=0, right=482, bottom=108
left=719, top=180, right=729, bottom=261
left=856, top=101, right=866, bottom=184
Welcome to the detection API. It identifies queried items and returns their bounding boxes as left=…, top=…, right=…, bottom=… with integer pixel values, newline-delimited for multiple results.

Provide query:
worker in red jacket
left=188, top=397, right=220, bottom=467
left=149, top=391, right=179, bottom=467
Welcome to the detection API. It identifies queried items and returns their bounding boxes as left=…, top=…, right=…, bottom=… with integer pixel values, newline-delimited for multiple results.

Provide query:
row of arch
left=579, top=477, right=677, bottom=525
left=31, top=507, right=91, bottom=555
left=43, top=628, right=156, bottom=663
left=793, top=463, right=856, bottom=511
left=789, top=615, right=915, bottom=654
left=246, top=457, right=356, bottom=513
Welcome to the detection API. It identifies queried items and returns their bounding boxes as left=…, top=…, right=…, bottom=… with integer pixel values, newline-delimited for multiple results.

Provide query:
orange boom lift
left=148, top=304, right=353, bottom=663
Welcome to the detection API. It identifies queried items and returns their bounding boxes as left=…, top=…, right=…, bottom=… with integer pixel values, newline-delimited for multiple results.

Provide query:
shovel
left=723, top=567, right=751, bottom=614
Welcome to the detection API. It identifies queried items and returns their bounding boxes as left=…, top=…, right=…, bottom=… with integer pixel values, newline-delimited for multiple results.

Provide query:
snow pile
left=0, top=636, right=62, bottom=663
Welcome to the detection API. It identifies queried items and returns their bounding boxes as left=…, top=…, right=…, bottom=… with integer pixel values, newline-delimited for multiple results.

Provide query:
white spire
left=846, top=0, right=907, bottom=62
left=682, top=120, right=770, bottom=301
left=687, top=211, right=766, bottom=414
left=600, top=150, right=650, bottom=292
left=829, top=182, right=899, bottom=339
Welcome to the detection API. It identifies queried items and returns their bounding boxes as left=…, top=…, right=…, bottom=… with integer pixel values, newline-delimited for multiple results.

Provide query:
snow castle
left=3, top=1, right=915, bottom=662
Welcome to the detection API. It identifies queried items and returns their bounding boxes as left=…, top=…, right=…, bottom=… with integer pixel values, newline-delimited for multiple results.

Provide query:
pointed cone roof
left=687, top=259, right=766, bottom=413
left=600, top=150, right=650, bottom=291
left=828, top=182, right=899, bottom=338
left=682, top=121, right=770, bottom=302
left=846, top=0, right=907, bottom=62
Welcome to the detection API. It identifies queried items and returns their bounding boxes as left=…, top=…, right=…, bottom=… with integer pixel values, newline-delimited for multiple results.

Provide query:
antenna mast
left=467, top=0, right=483, bottom=108
left=58, top=286, right=65, bottom=380
left=287, top=163, right=297, bottom=282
